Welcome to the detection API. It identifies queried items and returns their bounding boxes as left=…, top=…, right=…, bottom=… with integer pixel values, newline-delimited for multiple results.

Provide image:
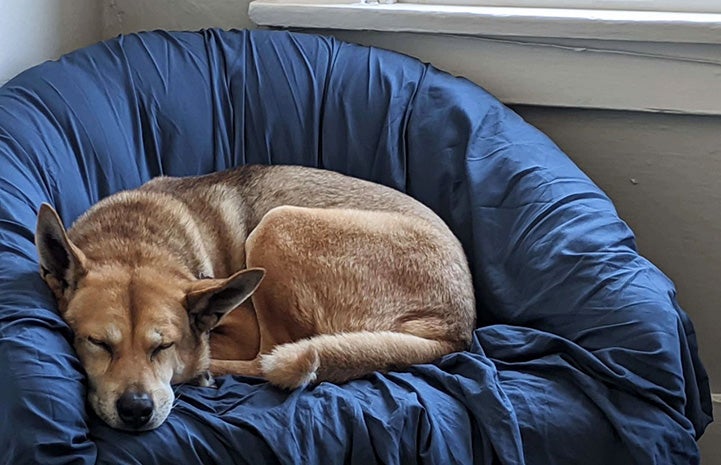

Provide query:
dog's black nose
left=116, top=390, right=154, bottom=429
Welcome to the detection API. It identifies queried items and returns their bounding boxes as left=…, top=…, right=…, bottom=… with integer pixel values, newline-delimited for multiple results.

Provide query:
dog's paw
left=190, top=370, right=216, bottom=388
left=260, top=341, right=320, bottom=390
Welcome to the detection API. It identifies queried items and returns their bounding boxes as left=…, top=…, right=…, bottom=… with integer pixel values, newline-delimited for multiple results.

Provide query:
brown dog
left=35, top=165, right=475, bottom=431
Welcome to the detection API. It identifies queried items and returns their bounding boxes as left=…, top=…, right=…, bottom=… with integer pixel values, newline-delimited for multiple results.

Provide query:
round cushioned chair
left=0, top=29, right=712, bottom=464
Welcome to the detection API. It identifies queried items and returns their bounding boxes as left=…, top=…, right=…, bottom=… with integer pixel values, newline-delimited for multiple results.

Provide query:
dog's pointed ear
left=186, top=268, right=265, bottom=333
left=35, top=203, right=88, bottom=302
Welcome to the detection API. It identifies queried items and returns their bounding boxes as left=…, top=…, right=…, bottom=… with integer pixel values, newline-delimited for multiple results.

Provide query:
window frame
left=248, top=0, right=721, bottom=115
left=249, top=0, right=721, bottom=45
left=409, top=0, right=721, bottom=15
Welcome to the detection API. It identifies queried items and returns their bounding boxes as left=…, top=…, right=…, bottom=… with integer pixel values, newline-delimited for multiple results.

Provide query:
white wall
left=0, top=0, right=102, bottom=85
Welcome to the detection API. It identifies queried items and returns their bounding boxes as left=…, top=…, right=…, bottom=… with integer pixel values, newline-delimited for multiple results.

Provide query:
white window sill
left=248, top=1, right=721, bottom=115
left=249, top=1, right=721, bottom=44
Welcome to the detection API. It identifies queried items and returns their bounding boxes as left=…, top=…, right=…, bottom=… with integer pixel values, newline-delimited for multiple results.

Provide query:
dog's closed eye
left=151, top=342, right=174, bottom=360
left=88, top=337, right=113, bottom=354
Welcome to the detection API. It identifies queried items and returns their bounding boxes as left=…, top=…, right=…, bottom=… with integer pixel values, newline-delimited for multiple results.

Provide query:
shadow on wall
left=0, top=0, right=101, bottom=85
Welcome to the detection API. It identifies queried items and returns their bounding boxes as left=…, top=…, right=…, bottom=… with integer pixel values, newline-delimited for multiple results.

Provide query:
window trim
left=410, top=0, right=721, bottom=15
left=248, top=0, right=721, bottom=115
left=249, top=1, right=721, bottom=44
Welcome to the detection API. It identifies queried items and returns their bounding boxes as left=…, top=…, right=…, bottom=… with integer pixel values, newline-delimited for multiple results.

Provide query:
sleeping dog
left=35, top=165, right=475, bottom=431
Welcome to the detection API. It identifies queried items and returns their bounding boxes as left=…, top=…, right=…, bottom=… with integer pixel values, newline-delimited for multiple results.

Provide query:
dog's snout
left=116, top=390, right=154, bottom=429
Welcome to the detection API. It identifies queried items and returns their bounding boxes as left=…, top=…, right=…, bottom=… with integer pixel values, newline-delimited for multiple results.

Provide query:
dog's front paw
left=190, top=370, right=216, bottom=388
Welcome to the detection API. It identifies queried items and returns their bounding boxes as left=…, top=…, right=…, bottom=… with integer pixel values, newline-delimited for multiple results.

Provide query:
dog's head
left=34, top=204, right=264, bottom=431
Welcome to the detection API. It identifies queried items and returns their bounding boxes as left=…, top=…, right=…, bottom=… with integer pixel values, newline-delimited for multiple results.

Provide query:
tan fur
left=35, top=165, right=475, bottom=430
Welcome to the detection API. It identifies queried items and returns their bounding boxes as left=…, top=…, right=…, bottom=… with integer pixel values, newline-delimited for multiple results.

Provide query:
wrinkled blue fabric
left=0, top=29, right=711, bottom=465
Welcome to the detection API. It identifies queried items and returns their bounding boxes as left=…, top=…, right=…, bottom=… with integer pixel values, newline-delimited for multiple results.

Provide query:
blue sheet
left=0, top=29, right=712, bottom=464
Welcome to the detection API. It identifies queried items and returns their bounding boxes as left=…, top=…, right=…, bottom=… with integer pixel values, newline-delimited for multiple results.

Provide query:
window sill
left=249, top=1, right=721, bottom=44
left=248, top=1, right=721, bottom=115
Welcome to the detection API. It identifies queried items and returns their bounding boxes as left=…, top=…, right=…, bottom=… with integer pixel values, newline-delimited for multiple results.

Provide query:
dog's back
left=140, top=164, right=459, bottom=249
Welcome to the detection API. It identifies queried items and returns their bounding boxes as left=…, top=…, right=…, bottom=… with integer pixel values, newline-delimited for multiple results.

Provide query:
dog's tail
left=258, top=331, right=457, bottom=389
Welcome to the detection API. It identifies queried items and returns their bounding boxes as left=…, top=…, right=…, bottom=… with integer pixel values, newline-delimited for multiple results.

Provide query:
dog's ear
left=186, top=268, right=265, bottom=333
left=35, top=204, right=88, bottom=302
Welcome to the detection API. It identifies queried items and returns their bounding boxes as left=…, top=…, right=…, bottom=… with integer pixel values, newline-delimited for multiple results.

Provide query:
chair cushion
left=0, top=29, right=711, bottom=464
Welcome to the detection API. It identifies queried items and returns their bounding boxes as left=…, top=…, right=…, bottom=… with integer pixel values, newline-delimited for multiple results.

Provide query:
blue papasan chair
left=0, top=29, right=712, bottom=464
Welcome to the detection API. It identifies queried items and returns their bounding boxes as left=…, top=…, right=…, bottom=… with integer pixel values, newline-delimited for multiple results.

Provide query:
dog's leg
left=259, top=331, right=458, bottom=389
left=209, top=358, right=264, bottom=378
left=189, top=370, right=216, bottom=387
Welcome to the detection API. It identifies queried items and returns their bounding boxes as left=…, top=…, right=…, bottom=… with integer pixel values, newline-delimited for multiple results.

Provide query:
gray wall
left=0, top=0, right=101, bottom=85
